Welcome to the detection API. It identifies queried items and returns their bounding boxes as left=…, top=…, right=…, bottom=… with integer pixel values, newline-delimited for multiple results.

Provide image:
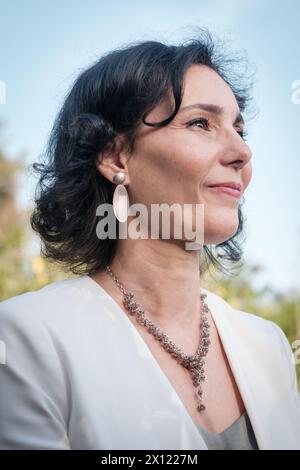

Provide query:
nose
left=222, top=132, right=252, bottom=171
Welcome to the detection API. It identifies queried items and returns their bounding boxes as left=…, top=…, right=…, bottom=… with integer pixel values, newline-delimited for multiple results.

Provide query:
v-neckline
left=195, top=411, right=247, bottom=436
left=83, top=273, right=260, bottom=448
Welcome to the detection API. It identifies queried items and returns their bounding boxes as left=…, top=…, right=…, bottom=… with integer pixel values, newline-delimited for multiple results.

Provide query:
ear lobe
left=95, top=133, right=131, bottom=184
left=95, top=155, right=130, bottom=186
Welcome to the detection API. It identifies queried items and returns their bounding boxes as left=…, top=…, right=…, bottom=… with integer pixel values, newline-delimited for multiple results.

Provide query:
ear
left=95, top=134, right=131, bottom=185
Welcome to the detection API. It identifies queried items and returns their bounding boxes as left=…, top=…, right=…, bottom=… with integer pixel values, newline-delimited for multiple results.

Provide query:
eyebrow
left=179, top=103, right=244, bottom=125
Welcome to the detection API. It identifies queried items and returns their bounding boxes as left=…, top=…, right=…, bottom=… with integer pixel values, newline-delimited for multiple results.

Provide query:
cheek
left=128, top=132, right=218, bottom=205
left=167, top=137, right=219, bottom=188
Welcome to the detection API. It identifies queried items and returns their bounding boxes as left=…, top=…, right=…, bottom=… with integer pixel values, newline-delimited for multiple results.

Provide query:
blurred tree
left=0, top=128, right=67, bottom=300
left=0, top=142, right=27, bottom=298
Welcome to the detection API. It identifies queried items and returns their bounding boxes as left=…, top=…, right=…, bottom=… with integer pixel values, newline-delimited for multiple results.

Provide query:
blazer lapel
left=85, top=275, right=208, bottom=450
left=204, top=288, right=273, bottom=450
left=119, top=307, right=209, bottom=449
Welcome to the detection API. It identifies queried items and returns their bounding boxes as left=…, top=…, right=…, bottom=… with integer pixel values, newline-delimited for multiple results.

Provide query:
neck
left=98, top=237, right=203, bottom=329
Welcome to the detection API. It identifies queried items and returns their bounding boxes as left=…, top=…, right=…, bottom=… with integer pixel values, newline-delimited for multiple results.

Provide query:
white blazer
left=0, top=275, right=299, bottom=450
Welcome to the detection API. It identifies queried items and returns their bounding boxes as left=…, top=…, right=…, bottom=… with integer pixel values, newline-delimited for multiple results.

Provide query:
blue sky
left=0, top=0, right=299, bottom=293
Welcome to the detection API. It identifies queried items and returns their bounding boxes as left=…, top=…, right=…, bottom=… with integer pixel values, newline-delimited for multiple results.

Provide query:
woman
left=0, top=31, right=299, bottom=450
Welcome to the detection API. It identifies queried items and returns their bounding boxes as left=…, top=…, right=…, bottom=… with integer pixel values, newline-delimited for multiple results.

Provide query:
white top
left=0, top=275, right=299, bottom=450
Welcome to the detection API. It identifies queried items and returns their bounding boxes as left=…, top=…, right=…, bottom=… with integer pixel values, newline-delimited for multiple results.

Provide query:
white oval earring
left=112, top=173, right=129, bottom=223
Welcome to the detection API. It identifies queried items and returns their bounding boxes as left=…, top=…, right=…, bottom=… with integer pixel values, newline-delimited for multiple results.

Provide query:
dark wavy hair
left=30, top=28, right=255, bottom=277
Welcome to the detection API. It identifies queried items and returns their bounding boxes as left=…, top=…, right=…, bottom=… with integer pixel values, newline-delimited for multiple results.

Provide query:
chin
left=204, top=217, right=240, bottom=245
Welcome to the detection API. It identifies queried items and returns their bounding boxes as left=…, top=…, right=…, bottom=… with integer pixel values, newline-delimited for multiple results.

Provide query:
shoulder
left=0, top=276, right=94, bottom=402
left=0, top=276, right=97, bottom=368
left=0, top=279, right=75, bottom=449
left=0, top=276, right=94, bottom=326
left=0, top=275, right=118, bottom=363
left=202, top=286, right=291, bottom=345
left=203, top=287, right=298, bottom=396
left=0, top=277, right=82, bottom=359
left=0, top=276, right=87, bottom=312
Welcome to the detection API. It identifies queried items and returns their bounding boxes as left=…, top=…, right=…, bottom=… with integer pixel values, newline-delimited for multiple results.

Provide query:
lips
left=208, top=182, right=242, bottom=192
left=207, top=182, right=242, bottom=199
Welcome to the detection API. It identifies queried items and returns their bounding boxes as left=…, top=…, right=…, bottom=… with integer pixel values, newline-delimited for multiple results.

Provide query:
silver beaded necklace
left=105, top=264, right=211, bottom=413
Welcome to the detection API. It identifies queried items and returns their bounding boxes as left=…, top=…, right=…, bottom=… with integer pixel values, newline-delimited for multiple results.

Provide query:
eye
left=187, top=118, right=248, bottom=141
left=237, top=128, right=248, bottom=141
left=187, top=117, right=210, bottom=130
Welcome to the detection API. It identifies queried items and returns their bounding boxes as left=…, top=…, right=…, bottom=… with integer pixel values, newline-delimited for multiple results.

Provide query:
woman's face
left=123, top=64, right=252, bottom=245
